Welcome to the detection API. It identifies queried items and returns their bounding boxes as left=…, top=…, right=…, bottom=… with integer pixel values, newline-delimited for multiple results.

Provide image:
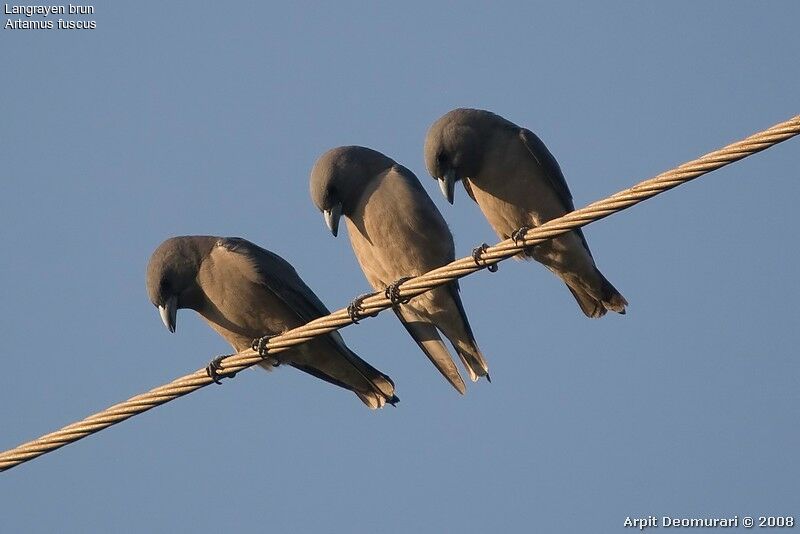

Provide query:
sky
left=1, top=2, right=798, bottom=532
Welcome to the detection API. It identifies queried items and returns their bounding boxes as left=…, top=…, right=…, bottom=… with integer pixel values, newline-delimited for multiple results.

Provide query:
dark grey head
left=309, top=146, right=396, bottom=236
left=424, top=108, right=513, bottom=204
left=145, top=236, right=216, bottom=333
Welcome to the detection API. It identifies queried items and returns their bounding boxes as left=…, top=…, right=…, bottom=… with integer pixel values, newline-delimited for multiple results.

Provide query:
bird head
left=145, top=236, right=209, bottom=333
left=309, top=145, right=394, bottom=237
left=424, top=108, right=492, bottom=204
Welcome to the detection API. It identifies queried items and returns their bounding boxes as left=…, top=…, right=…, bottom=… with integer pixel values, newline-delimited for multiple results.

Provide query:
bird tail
left=565, top=269, right=627, bottom=318
left=288, top=335, right=399, bottom=409
left=444, top=284, right=490, bottom=382
left=343, top=350, right=399, bottom=408
left=453, top=341, right=490, bottom=383
left=394, top=308, right=467, bottom=394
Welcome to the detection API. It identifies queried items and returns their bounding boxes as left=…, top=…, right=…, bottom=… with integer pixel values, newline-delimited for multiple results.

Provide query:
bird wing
left=214, top=238, right=396, bottom=406
left=462, top=177, right=477, bottom=202
left=518, top=128, right=576, bottom=212
left=390, top=164, right=460, bottom=287
left=518, top=128, right=592, bottom=254
left=216, top=237, right=331, bottom=324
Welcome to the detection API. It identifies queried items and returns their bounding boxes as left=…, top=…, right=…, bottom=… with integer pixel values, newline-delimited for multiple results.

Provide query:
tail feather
left=456, top=352, right=479, bottom=382
left=342, top=349, right=399, bottom=408
left=354, top=391, right=381, bottom=409
left=345, top=348, right=397, bottom=400
left=354, top=390, right=399, bottom=409
left=527, top=227, right=627, bottom=318
left=564, top=269, right=627, bottom=318
left=287, top=336, right=398, bottom=409
left=565, top=283, right=607, bottom=318
left=394, top=309, right=467, bottom=394
left=443, top=285, right=490, bottom=381
left=453, top=343, right=489, bottom=382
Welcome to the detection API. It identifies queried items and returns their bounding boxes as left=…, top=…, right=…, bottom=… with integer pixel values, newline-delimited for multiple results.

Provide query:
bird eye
left=325, top=186, right=339, bottom=206
left=436, top=152, right=446, bottom=164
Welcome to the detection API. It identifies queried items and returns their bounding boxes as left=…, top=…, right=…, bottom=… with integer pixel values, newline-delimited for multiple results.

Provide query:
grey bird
left=310, top=146, right=489, bottom=394
left=424, top=108, right=627, bottom=318
left=145, top=235, right=398, bottom=409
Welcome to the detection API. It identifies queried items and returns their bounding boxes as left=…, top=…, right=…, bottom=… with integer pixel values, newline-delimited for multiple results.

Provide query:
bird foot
left=251, top=335, right=273, bottom=356
left=347, top=292, right=378, bottom=324
left=471, top=243, right=498, bottom=272
left=384, top=276, right=413, bottom=306
left=206, top=355, right=237, bottom=385
left=251, top=335, right=280, bottom=367
left=511, top=225, right=532, bottom=246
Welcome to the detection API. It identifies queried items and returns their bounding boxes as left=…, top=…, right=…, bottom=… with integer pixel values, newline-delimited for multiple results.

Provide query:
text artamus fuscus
left=4, top=4, right=96, bottom=30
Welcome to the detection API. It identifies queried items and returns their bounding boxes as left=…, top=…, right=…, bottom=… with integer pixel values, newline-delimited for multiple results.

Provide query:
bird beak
left=323, top=202, right=342, bottom=237
left=158, top=295, right=178, bottom=333
left=438, top=169, right=456, bottom=204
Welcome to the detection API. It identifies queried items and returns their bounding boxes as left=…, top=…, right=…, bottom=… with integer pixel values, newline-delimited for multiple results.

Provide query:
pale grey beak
left=438, top=169, right=456, bottom=204
left=323, top=202, right=343, bottom=237
left=158, top=295, right=178, bottom=333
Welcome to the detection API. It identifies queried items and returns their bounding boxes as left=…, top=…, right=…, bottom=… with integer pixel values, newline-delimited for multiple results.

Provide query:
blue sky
left=2, top=2, right=798, bottom=532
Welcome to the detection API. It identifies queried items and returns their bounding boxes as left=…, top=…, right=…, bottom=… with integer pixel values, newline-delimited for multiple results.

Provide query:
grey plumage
left=424, top=108, right=627, bottom=318
left=310, top=146, right=488, bottom=394
left=146, top=235, right=398, bottom=409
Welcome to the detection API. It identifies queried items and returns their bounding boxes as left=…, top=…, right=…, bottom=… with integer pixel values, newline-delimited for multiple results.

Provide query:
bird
left=145, top=235, right=398, bottom=409
left=424, top=108, right=627, bottom=318
left=310, top=146, right=489, bottom=394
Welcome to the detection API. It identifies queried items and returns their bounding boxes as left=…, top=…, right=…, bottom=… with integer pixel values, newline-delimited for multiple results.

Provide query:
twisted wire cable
left=2, top=114, right=798, bottom=472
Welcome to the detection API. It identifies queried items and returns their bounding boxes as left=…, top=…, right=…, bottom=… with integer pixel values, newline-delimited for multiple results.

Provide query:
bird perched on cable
left=424, top=108, right=627, bottom=318
left=310, top=146, right=489, bottom=394
left=146, top=235, right=398, bottom=409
